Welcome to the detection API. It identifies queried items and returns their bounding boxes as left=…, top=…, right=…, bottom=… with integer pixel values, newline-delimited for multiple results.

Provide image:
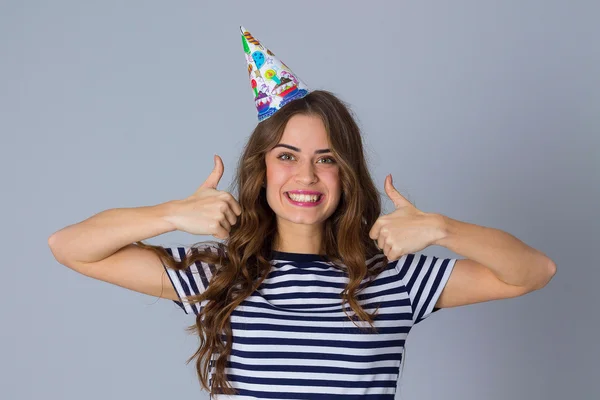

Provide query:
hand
left=369, top=174, right=445, bottom=261
left=165, top=155, right=242, bottom=239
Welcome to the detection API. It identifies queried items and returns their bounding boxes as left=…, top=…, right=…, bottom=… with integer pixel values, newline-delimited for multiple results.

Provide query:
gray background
left=2, top=0, right=598, bottom=399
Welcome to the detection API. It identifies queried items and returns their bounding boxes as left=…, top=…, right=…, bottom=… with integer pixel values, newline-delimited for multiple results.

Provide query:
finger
left=218, top=215, right=232, bottom=232
left=384, top=242, right=393, bottom=259
left=222, top=193, right=242, bottom=216
left=385, top=174, right=412, bottom=209
left=377, top=234, right=386, bottom=252
left=223, top=205, right=237, bottom=227
left=369, top=218, right=382, bottom=240
left=373, top=239, right=381, bottom=251
left=212, top=223, right=229, bottom=240
left=232, top=199, right=242, bottom=216
left=385, top=244, right=403, bottom=261
left=200, top=155, right=224, bottom=190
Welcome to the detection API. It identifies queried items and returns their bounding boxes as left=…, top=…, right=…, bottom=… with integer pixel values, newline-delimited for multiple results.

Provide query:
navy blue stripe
left=227, top=373, right=397, bottom=388
left=226, top=361, right=400, bottom=375
left=222, top=388, right=394, bottom=400
left=270, top=251, right=329, bottom=263
left=230, top=349, right=402, bottom=363
left=230, top=322, right=410, bottom=335
left=231, top=309, right=412, bottom=322
left=232, top=336, right=406, bottom=349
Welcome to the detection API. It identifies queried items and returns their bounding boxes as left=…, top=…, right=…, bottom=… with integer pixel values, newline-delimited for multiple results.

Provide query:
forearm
left=433, top=214, right=556, bottom=289
left=48, top=202, right=176, bottom=264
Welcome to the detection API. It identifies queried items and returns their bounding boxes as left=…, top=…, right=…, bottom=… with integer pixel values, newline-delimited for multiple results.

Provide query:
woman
left=48, top=27, right=556, bottom=399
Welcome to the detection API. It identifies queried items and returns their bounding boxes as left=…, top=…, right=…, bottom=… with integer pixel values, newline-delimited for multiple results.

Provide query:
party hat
left=240, top=26, right=309, bottom=122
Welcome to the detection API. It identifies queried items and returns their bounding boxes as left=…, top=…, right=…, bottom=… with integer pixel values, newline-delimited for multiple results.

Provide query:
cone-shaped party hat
left=240, top=26, right=309, bottom=122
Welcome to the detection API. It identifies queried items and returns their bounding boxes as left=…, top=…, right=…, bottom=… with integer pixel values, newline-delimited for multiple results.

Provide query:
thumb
left=199, top=155, right=224, bottom=190
left=385, top=174, right=412, bottom=209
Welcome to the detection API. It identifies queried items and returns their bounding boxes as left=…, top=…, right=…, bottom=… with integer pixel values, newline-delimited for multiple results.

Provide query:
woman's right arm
left=48, top=202, right=182, bottom=300
left=47, top=155, right=241, bottom=301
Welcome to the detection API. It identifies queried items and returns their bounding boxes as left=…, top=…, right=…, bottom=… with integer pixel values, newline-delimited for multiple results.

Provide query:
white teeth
left=288, top=193, right=320, bottom=202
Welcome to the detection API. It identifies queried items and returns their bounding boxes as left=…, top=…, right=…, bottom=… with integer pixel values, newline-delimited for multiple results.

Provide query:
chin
left=283, top=215, right=323, bottom=225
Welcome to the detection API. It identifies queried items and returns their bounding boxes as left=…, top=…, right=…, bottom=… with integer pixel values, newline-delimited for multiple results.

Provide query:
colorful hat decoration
left=240, top=26, right=309, bottom=122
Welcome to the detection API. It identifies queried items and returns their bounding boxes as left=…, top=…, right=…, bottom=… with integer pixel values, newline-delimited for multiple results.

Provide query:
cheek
left=266, top=163, right=294, bottom=185
left=324, top=171, right=342, bottom=192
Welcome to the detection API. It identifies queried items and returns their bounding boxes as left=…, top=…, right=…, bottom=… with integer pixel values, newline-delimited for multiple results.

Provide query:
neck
left=273, top=220, right=324, bottom=254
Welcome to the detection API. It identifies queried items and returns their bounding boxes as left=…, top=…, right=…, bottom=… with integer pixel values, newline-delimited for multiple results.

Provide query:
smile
left=285, top=192, right=325, bottom=207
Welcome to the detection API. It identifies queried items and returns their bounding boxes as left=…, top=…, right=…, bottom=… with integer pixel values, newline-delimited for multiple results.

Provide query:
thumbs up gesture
left=165, top=155, right=242, bottom=239
left=369, top=174, right=445, bottom=261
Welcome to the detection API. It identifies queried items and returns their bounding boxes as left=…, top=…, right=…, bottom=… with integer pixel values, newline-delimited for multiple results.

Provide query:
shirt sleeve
left=394, top=253, right=457, bottom=324
left=162, top=245, right=218, bottom=315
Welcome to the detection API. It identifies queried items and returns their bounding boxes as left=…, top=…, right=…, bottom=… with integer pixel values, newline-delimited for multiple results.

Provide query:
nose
left=295, top=161, right=317, bottom=185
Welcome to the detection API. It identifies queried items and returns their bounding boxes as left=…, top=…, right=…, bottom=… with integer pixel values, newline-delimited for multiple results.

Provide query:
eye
left=276, top=152, right=295, bottom=161
left=317, top=156, right=336, bottom=164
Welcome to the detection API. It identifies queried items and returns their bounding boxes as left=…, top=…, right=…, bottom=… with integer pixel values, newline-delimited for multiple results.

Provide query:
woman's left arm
left=431, top=214, right=557, bottom=308
left=370, top=174, right=557, bottom=309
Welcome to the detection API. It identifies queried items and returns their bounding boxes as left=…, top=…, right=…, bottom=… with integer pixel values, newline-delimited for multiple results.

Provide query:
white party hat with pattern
left=240, top=26, right=309, bottom=122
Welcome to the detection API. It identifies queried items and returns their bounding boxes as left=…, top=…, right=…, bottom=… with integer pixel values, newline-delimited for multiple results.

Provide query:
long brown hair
left=137, top=90, right=388, bottom=395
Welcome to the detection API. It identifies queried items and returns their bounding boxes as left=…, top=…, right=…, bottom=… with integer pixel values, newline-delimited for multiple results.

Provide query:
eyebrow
left=272, top=144, right=331, bottom=154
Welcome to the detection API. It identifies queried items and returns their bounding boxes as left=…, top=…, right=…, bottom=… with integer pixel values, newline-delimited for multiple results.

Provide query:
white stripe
left=231, top=342, right=405, bottom=357
left=230, top=327, right=410, bottom=341
left=228, top=354, right=401, bottom=368
left=236, top=301, right=411, bottom=317
left=226, top=367, right=398, bottom=382
left=231, top=316, right=410, bottom=329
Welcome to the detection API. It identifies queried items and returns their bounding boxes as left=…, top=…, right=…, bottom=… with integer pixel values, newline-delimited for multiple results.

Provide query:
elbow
left=532, top=258, right=557, bottom=291
left=48, top=232, right=68, bottom=265
left=547, top=258, right=557, bottom=278
left=545, top=258, right=557, bottom=285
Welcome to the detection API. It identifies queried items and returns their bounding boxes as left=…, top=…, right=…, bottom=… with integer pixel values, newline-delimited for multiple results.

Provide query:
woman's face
left=264, top=114, right=342, bottom=227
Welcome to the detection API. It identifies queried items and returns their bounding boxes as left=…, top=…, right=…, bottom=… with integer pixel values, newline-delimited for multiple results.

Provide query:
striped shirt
left=163, top=245, right=457, bottom=399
